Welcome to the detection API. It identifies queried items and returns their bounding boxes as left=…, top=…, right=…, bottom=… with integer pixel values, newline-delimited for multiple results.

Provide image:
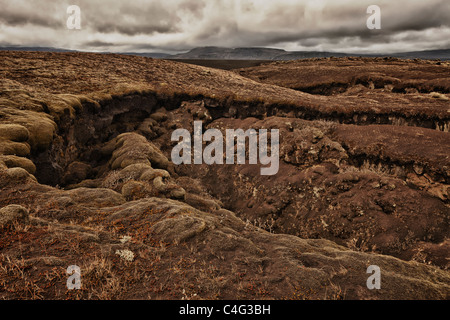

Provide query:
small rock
left=120, top=236, right=132, bottom=244
left=150, top=112, right=168, bottom=122
left=0, top=205, right=29, bottom=228
left=413, top=163, right=424, bottom=175
left=140, top=168, right=170, bottom=181
left=170, top=187, right=186, bottom=200
left=153, top=176, right=166, bottom=191
left=388, top=184, right=396, bottom=191
left=312, top=128, right=324, bottom=142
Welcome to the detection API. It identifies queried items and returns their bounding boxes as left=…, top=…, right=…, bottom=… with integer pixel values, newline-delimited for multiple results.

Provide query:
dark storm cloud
left=81, top=1, right=181, bottom=36
left=0, top=0, right=449, bottom=53
left=223, top=0, right=449, bottom=46
left=93, top=22, right=175, bottom=36
left=0, top=1, right=63, bottom=28
left=382, top=1, right=450, bottom=32
left=0, top=10, right=59, bottom=28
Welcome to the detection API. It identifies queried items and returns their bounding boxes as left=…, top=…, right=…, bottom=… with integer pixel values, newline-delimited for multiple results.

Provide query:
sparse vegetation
left=0, top=52, right=448, bottom=300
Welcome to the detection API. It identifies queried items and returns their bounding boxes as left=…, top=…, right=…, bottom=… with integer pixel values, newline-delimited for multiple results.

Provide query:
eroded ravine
left=27, top=93, right=449, bottom=270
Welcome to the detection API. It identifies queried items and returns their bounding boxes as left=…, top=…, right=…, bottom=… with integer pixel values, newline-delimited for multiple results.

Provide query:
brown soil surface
left=0, top=51, right=448, bottom=300
left=235, top=57, right=450, bottom=131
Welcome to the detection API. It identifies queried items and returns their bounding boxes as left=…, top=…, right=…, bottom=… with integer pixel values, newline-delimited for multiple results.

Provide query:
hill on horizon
left=2, top=45, right=450, bottom=61
left=169, top=46, right=352, bottom=60
left=168, top=46, right=450, bottom=61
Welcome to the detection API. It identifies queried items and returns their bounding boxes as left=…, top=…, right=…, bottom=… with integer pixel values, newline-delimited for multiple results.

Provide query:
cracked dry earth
left=0, top=51, right=449, bottom=300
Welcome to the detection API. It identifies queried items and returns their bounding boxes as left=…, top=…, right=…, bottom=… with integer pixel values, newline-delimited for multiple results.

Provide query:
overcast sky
left=0, top=0, right=449, bottom=54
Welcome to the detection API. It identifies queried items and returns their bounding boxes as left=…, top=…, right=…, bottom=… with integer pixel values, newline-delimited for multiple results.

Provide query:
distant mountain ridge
left=0, top=46, right=77, bottom=53
left=169, top=46, right=450, bottom=61
left=169, top=46, right=351, bottom=60
left=170, top=47, right=287, bottom=60
left=389, top=49, right=450, bottom=60
left=1, top=45, right=450, bottom=60
left=0, top=46, right=171, bottom=58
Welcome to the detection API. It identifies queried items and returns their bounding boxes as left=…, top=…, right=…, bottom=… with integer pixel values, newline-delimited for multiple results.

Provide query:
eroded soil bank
left=25, top=92, right=449, bottom=271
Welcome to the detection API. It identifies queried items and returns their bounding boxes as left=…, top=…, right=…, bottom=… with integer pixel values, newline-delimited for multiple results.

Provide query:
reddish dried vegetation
left=0, top=52, right=448, bottom=300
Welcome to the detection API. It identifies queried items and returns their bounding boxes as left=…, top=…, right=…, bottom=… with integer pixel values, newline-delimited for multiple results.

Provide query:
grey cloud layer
left=0, top=0, right=449, bottom=53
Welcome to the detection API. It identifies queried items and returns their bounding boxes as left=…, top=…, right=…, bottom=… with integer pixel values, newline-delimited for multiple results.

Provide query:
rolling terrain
left=0, top=51, right=448, bottom=300
left=169, top=47, right=450, bottom=61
